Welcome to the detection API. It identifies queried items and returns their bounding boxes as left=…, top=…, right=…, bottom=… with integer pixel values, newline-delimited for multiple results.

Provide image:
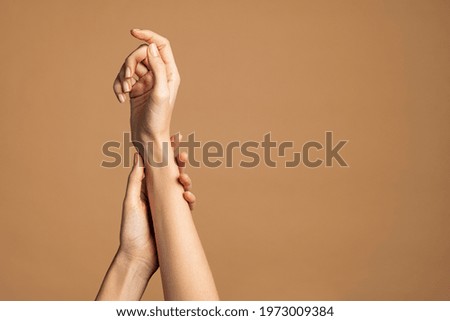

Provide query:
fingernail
left=118, top=94, right=125, bottom=103
left=123, top=81, right=130, bottom=92
left=125, top=67, right=131, bottom=78
left=150, top=43, right=159, bottom=57
left=133, top=153, right=138, bottom=166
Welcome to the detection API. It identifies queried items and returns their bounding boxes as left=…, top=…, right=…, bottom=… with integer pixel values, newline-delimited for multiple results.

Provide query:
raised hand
left=113, top=29, right=180, bottom=143
left=109, top=29, right=218, bottom=300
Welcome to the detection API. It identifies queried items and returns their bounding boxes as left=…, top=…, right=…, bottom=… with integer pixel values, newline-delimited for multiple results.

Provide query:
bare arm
left=96, top=250, right=154, bottom=301
left=145, top=137, right=218, bottom=300
left=96, top=154, right=156, bottom=301
left=113, top=28, right=218, bottom=300
left=96, top=151, right=197, bottom=300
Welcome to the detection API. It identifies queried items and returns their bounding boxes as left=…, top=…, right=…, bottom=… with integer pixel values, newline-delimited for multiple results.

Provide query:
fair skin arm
left=113, top=28, right=219, bottom=300
left=96, top=151, right=195, bottom=301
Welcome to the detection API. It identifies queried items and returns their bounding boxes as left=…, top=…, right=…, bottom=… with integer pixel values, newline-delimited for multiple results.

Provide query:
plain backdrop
left=0, top=0, right=449, bottom=300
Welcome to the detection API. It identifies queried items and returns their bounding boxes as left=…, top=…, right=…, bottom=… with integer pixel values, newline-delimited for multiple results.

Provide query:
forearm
left=96, top=250, right=155, bottom=301
left=144, top=136, right=219, bottom=300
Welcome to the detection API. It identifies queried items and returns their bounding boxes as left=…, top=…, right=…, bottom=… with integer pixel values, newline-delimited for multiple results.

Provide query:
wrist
left=133, top=131, right=170, bottom=151
left=135, top=130, right=170, bottom=144
left=138, top=135, right=173, bottom=168
left=115, top=248, right=158, bottom=280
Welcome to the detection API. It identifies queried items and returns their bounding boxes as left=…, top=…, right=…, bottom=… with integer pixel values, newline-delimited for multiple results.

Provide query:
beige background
left=0, top=0, right=449, bottom=300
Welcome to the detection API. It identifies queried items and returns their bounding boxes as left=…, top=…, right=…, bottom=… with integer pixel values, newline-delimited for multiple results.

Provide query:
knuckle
left=161, top=37, right=170, bottom=46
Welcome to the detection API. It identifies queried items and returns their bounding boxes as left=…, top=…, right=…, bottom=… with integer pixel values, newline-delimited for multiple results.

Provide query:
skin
left=96, top=151, right=195, bottom=301
left=119, top=28, right=218, bottom=300
left=98, top=29, right=218, bottom=300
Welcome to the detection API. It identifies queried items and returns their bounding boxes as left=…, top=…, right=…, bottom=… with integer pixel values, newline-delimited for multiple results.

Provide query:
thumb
left=125, top=153, right=145, bottom=200
left=147, top=43, right=169, bottom=99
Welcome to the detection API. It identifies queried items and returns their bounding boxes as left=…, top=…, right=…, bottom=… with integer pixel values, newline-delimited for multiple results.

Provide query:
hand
left=113, top=29, right=180, bottom=143
left=118, top=149, right=195, bottom=273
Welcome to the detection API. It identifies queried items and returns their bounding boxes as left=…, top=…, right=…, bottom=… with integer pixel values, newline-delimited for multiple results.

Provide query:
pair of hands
left=98, top=29, right=218, bottom=300
left=113, top=29, right=192, bottom=275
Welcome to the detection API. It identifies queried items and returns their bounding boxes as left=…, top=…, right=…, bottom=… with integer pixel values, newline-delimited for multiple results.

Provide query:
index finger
left=130, top=29, right=179, bottom=80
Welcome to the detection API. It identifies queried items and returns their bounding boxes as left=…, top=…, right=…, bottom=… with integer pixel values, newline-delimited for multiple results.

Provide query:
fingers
left=122, top=44, right=149, bottom=83
left=135, top=62, right=150, bottom=78
left=178, top=173, right=192, bottom=191
left=146, top=43, right=169, bottom=99
left=131, top=28, right=180, bottom=105
left=120, top=45, right=148, bottom=93
left=113, top=45, right=152, bottom=103
left=172, top=136, right=195, bottom=209
left=170, top=133, right=183, bottom=148
left=125, top=153, right=145, bottom=200
left=171, top=134, right=185, bottom=173
left=128, top=71, right=154, bottom=99
left=172, top=133, right=188, bottom=173
left=114, top=29, right=179, bottom=104
left=183, top=191, right=196, bottom=210
left=176, top=151, right=188, bottom=174
left=130, top=29, right=178, bottom=80
left=113, top=78, right=126, bottom=103
left=183, top=191, right=196, bottom=202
